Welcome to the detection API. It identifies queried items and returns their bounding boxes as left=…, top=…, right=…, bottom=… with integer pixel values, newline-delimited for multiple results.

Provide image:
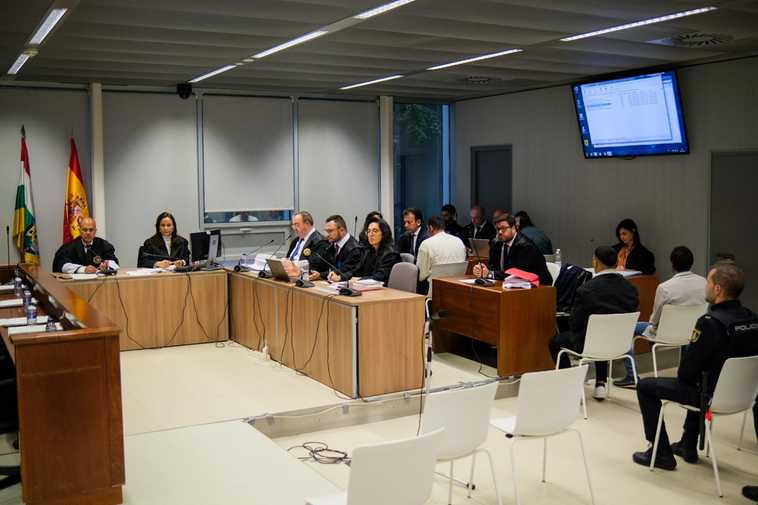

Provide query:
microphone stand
left=471, top=239, right=495, bottom=286
left=234, top=239, right=275, bottom=272
left=310, top=249, right=361, bottom=297
left=5, top=225, right=10, bottom=267
left=258, top=233, right=293, bottom=278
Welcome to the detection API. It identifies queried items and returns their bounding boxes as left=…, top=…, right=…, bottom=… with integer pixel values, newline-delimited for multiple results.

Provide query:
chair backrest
left=387, top=262, right=419, bottom=293
left=400, top=253, right=415, bottom=264
left=582, top=312, right=640, bottom=359
left=546, top=262, right=561, bottom=286
left=710, top=355, right=758, bottom=414
left=421, top=382, right=498, bottom=460
left=513, top=365, right=588, bottom=436
left=428, top=261, right=468, bottom=298
left=655, top=304, right=708, bottom=345
left=137, top=245, right=145, bottom=266
left=346, top=428, right=444, bottom=505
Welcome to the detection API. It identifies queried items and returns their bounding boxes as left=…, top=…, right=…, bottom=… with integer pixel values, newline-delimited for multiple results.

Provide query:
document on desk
left=126, top=269, right=160, bottom=277
left=0, top=285, right=14, bottom=293
left=8, top=323, right=63, bottom=335
left=0, top=315, right=49, bottom=327
left=71, top=273, right=98, bottom=280
left=458, top=278, right=479, bottom=285
left=0, top=298, right=25, bottom=308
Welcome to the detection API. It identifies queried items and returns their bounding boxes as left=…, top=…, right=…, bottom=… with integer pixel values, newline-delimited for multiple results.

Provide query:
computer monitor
left=190, top=229, right=222, bottom=262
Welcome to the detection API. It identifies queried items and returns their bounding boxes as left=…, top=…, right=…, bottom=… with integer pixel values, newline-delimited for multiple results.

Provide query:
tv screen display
left=572, top=70, right=689, bottom=159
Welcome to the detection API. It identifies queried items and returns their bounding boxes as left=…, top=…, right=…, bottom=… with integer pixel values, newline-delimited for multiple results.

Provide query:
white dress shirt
left=416, top=232, right=467, bottom=281
left=645, top=271, right=707, bottom=336
left=62, top=241, right=121, bottom=274
left=163, top=236, right=172, bottom=257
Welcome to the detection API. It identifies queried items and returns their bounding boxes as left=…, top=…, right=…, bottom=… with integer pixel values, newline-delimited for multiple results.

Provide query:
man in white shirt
left=52, top=217, right=120, bottom=274
left=617, top=246, right=707, bottom=386
left=416, top=215, right=467, bottom=295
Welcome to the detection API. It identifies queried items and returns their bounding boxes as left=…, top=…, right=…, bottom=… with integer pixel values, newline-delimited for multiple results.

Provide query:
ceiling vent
left=464, top=75, right=495, bottom=85
left=650, top=32, right=734, bottom=48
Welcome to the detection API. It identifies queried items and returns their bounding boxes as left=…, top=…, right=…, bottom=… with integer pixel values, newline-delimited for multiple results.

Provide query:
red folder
left=504, top=268, right=540, bottom=287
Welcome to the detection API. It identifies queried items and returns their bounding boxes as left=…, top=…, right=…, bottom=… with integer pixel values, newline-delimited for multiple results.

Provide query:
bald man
left=53, top=217, right=120, bottom=273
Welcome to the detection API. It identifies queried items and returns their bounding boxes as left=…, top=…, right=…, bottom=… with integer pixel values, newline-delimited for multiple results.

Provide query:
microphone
left=234, top=239, right=275, bottom=272
left=258, top=232, right=293, bottom=278
left=5, top=225, right=10, bottom=267
left=353, top=215, right=358, bottom=237
left=92, top=255, right=117, bottom=276
left=470, top=239, right=494, bottom=286
left=310, top=248, right=361, bottom=297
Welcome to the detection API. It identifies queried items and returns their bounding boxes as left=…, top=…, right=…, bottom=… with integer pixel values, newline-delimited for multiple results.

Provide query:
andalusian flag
left=63, top=138, right=90, bottom=243
left=12, top=126, right=40, bottom=265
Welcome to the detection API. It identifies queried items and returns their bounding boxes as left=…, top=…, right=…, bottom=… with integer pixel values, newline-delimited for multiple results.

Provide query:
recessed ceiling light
left=340, top=74, right=404, bottom=90
left=560, top=6, right=718, bottom=42
left=354, top=0, right=416, bottom=20
left=29, top=7, right=67, bottom=45
left=243, top=58, right=254, bottom=63
left=253, top=31, right=328, bottom=59
left=427, top=48, right=523, bottom=71
left=189, top=64, right=238, bottom=83
left=7, top=52, right=33, bottom=75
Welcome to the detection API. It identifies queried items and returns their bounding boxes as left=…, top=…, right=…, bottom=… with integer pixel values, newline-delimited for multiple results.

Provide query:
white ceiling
left=2, top=0, right=758, bottom=100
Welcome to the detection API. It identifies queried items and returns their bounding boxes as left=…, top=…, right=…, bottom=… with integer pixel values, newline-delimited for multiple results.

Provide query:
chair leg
left=468, top=452, right=477, bottom=498
left=542, top=438, right=547, bottom=483
left=509, top=440, right=521, bottom=505
left=705, top=420, right=723, bottom=497
left=482, top=449, right=503, bottom=505
left=607, top=360, right=613, bottom=398
left=627, top=354, right=639, bottom=384
left=574, top=430, right=596, bottom=505
left=581, top=386, right=588, bottom=419
left=650, top=403, right=666, bottom=471
left=652, top=344, right=659, bottom=378
left=555, top=350, right=566, bottom=370
left=738, top=410, right=747, bottom=451
left=448, top=460, right=454, bottom=505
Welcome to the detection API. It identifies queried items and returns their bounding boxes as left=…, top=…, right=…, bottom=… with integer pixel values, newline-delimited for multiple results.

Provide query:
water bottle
left=26, top=303, right=37, bottom=325
left=554, top=248, right=562, bottom=267
left=14, top=277, right=23, bottom=296
left=46, top=318, right=57, bottom=332
left=240, top=253, right=248, bottom=267
left=23, top=289, right=32, bottom=308
left=299, top=260, right=310, bottom=281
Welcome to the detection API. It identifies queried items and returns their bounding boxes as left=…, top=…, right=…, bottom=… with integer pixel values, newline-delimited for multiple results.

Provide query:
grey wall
left=454, top=56, right=758, bottom=279
left=0, top=87, right=90, bottom=269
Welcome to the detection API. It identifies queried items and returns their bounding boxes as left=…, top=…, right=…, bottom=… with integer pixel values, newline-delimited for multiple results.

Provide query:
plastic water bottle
left=240, top=253, right=248, bottom=267
left=299, top=260, right=310, bottom=281
left=554, top=249, right=562, bottom=267
left=26, top=303, right=37, bottom=325
left=23, top=289, right=32, bottom=308
left=14, top=277, right=23, bottom=296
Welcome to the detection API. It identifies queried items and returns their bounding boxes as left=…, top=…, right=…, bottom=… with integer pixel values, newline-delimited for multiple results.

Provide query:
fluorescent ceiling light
left=189, top=64, right=238, bottom=83
left=560, top=6, right=718, bottom=42
left=340, top=74, right=404, bottom=90
left=253, top=31, right=327, bottom=59
left=427, top=48, right=523, bottom=71
left=354, top=0, right=416, bottom=20
left=29, top=8, right=67, bottom=45
left=7, top=53, right=32, bottom=75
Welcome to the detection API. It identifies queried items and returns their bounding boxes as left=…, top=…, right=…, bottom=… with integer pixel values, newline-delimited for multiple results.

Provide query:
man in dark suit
left=464, top=205, right=496, bottom=241
left=308, top=214, right=363, bottom=282
left=285, top=211, right=325, bottom=266
left=441, top=204, right=466, bottom=243
left=53, top=217, right=120, bottom=273
left=548, top=246, right=639, bottom=400
left=396, top=208, right=426, bottom=259
left=472, top=214, right=552, bottom=286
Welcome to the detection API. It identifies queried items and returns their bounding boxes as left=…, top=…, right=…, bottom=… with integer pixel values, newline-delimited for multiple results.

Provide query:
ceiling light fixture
left=253, top=30, right=328, bottom=59
left=189, top=64, right=238, bottom=83
left=427, top=48, right=523, bottom=71
left=340, top=74, right=404, bottom=90
left=29, top=8, right=68, bottom=45
left=560, top=6, right=718, bottom=42
left=7, top=51, right=35, bottom=75
left=354, top=0, right=416, bottom=20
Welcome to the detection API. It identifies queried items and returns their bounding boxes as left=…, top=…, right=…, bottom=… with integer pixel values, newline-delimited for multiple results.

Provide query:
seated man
left=416, top=215, right=467, bottom=295
left=472, top=214, right=552, bottom=286
left=396, top=207, right=426, bottom=260
left=514, top=210, right=553, bottom=255
left=286, top=211, right=325, bottom=265
left=52, top=217, right=119, bottom=273
left=548, top=246, right=639, bottom=399
left=617, top=245, right=707, bottom=386
left=441, top=204, right=466, bottom=243
left=633, top=261, right=758, bottom=470
left=308, top=214, right=362, bottom=282
left=464, top=205, right=496, bottom=241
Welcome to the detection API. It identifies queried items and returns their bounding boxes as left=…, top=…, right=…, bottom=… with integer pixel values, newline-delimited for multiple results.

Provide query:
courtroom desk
left=229, top=271, right=425, bottom=398
left=431, top=277, right=557, bottom=377
left=1, top=265, right=124, bottom=505
left=62, top=269, right=228, bottom=350
left=627, top=274, right=659, bottom=353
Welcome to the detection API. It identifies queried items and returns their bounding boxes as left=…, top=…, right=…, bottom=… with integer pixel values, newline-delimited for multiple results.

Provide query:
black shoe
left=632, top=447, right=677, bottom=471
left=614, top=376, right=637, bottom=388
left=671, top=441, right=699, bottom=463
left=743, top=486, right=758, bottom=502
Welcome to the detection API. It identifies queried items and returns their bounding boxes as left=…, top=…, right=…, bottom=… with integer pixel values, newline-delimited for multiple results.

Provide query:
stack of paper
left=0, top=299, right=24, bottom=308
left=8, top=323, right=63, bottom=335
left=0, top=285, right=15, bottom=293
left=0, top=315, right=49, bottom=327
left=352, top=279, right=383, bottom=292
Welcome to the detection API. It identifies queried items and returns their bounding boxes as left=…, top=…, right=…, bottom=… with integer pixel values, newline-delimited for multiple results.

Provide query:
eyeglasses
left=367, top=229, right=381, bottom=234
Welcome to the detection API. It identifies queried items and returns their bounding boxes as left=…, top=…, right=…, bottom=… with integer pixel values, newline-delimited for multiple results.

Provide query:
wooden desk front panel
left=67, top=272, right=228, bottom=350
left=432, top=281, right=500, bottom=346
left=629, top=275, right=659, bottom=322
left=229, top=273, right=275, bottom=351
left=498, top=286, right=556, bottom=376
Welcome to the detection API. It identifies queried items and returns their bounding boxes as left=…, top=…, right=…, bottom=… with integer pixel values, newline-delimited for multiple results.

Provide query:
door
left=471, top=146, right=512, bottom=214
left=710, top=151, right=758, bottom=309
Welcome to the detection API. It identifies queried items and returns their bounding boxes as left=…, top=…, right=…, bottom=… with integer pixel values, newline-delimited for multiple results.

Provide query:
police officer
left=632, top=261, right=758, bottom=470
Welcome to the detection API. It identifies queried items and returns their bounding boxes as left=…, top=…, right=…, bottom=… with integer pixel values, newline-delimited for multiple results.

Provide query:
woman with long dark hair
left=138, top=212, right=191, bottom=268
left=357, top=219, right=401, bottom=285
left=612, top=218, right=655, bottom=274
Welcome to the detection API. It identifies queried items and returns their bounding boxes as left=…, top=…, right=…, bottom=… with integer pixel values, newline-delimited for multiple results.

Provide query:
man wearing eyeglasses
left=472, top=214, right=552, bottom=286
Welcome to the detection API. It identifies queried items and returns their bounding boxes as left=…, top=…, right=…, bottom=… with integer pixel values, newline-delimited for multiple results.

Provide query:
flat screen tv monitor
left=572, top=70, right=689, bottom=159
left=190, top=229, right=221, bottom=262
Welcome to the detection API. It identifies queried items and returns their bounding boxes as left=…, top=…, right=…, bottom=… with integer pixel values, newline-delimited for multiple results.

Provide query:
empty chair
left=650, top=355, right=758, bottom=497
left=546, top=262, right=561, bottom=286
left=421, top=381, right=502, bottom=505
left=387, top=262, right=419, bottom=293
left=556, top=312, right=640, bottom=418
left=304, top=428, right=444, bottom=505
left=633, top=304, right=707, bottom=377
left=490, top=365, right=594, bottom=505
left=400, top=253, right=415, bottom=264
left=427, top=261, right=468, bottom=299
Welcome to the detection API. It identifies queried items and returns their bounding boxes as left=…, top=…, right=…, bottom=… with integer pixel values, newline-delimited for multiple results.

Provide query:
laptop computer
left=265, top=258, right=293, bottom=282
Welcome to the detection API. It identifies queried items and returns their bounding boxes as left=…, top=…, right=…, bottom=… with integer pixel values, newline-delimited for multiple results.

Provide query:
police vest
left=707, top=307, right=758, bottom=358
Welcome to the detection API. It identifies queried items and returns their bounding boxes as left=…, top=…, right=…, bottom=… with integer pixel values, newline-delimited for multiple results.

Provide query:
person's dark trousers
left=637, top=377, right=700, bottom=453
left=549, top=331, right=608, bottom=384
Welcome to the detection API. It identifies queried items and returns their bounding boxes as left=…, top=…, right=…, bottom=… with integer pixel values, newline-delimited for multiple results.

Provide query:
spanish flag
left=12, top=126, right=40, bottom=265
left=63, top=137, right=90, bottom=244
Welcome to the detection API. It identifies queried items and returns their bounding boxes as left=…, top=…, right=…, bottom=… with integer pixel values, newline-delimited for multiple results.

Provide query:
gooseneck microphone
left=310, top=248, right=361, bottom=297
left=471, top=239, right=495, bottom=286
left=5, top=225, right=10, bottom=267
left=257, top=232, right=293, bottom=278
left=234, top=239, right=275, bottom=272
left=353, top=215, right=358, bottom=237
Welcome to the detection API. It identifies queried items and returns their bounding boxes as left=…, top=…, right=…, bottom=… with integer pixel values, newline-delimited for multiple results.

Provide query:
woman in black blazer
left=138, top=212, right=191, bottom=268
left=612, top=218, right=655, bottom=275
left=357, top=219, right=401, bottom=285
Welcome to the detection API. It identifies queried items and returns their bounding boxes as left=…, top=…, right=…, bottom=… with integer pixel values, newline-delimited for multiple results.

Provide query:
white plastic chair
left=546, top=262, right=561, bottom=286
left=387, top=262, right=419, bottom=293
left=650, top=355, right=758, bottom=497
left=556, top=312, right=640, bottom=419
left=304, top=428, right=444, bottom=505
left=633, top=304, right=707, bottom=377
left=490, top=366, right=594, bottom=505
left=421, top=382, right=502, bottom=505
left=427, top=261, right=468, bottom=299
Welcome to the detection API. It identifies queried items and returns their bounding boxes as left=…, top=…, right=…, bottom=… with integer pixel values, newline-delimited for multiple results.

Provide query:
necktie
left=500, top=244, right=510, bottom=271
left=290, top=239, right=303, bottom=260
left=411, top=233, right=417, bottom=254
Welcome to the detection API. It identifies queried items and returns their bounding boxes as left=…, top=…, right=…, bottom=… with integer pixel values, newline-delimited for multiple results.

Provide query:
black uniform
left=636, top=299, right=758, bottom=454
left=311, top=235, right=363, bottom=281
left=356, top=245, right=401, bottom=285
left=138, top=234, right=190, bottom=268
left=285, top=230, right=325, bottom=268
left=52, top=237, right=119, bottom=273
left=464, top=221, right=496, bottom=241
left=397, top=226, right=427, bottom=259
left=487, top=233, right=553, bottom=286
